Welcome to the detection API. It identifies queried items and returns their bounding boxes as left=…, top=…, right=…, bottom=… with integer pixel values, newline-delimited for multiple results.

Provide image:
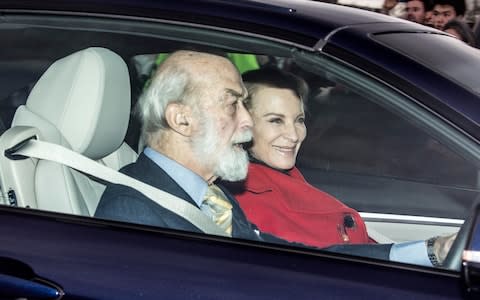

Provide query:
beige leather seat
left=0, top=47, right=137, bottom=215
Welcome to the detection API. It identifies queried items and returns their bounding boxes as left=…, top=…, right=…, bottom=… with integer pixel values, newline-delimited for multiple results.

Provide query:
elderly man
left=95, top=50, right=454, bottom=267
left=95, top=50, right=262, bottom=240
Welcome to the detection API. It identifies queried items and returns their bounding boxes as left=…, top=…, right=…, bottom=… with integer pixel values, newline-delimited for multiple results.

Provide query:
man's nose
left=238, top=101, right=253, bottom=129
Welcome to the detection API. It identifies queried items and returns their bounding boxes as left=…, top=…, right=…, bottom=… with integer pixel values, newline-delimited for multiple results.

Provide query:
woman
left=443, top=19, right=476, bottom=47
left=232, top=68, right=370, bottom=248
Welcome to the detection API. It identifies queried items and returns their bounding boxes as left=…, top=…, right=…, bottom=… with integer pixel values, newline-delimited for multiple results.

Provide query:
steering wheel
left=442, top=199, right=480, bottom=271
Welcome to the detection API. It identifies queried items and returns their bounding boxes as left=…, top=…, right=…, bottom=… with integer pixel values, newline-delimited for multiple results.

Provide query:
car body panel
left=0, top=0, right=425, bottom=48
left=0, top=207, right=462, bottom=299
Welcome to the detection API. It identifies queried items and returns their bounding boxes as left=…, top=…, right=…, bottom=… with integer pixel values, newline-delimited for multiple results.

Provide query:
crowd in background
left=333, top=0, right=479, bottom=47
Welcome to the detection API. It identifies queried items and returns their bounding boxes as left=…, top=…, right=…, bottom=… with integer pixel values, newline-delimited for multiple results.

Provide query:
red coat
left=234, top=163, right=370, bottom=248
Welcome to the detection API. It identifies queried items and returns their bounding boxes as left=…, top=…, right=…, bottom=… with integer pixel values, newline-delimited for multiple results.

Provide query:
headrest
left=12, top=47, right=131, bottom=160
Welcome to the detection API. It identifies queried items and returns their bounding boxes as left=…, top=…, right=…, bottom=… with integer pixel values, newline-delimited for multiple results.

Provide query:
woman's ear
left=164, top=103, right=193, bottom=137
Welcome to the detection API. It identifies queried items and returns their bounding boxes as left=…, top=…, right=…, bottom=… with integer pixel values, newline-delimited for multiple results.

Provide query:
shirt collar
left=143, top=147, right=208, bottom=207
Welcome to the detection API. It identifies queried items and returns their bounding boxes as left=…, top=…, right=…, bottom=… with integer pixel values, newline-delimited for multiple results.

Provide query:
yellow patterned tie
left=201, top=184, right=233, bottom=236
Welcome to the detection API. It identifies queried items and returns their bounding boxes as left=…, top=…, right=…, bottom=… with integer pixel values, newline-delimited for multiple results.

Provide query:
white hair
left=136, top=64, right=196, bottom=146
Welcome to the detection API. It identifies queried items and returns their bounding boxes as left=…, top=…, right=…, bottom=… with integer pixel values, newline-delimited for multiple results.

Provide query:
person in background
left=406, top=0, right=433, bottom=24
left=463, top=0, right=480, bottom=27
left=431, top=0, right=466, bottom=29
left=424, top=9, right=435, bottom=26
left=444, top=18, right=476, bottom=46
left=382, top=0, right=408, bottom=18
left=232, top=67, right=456, bottom=267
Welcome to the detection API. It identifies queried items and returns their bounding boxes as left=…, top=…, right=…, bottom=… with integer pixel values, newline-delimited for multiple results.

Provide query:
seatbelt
left=9, top=138, right=229, bottom=237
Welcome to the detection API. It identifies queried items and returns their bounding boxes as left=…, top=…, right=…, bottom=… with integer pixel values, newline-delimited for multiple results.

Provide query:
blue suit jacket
left=95, top=153, right=392, bottom=259
left=95, top=153, right=260, bottom=240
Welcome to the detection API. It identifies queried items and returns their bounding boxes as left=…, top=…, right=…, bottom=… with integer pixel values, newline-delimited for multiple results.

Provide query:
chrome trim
left=360, top=212, right=464, bottom=226
left=314, top=25, right=350, bottom=51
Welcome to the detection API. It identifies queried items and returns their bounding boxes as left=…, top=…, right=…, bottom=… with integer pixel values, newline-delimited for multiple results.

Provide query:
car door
left=0, top=206, right=465, bottom=299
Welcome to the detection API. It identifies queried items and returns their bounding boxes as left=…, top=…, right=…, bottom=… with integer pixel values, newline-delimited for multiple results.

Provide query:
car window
left=290, top=52, right=480, bottom=217
left=128, top=49, right=480, bottom=268
left=289, top=51, right=480, bottom=248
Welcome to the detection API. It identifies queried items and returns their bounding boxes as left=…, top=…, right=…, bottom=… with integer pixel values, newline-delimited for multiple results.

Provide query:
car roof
left=0, top=0, right=439, bottom=48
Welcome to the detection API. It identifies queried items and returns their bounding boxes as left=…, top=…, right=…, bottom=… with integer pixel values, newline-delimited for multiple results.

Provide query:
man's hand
left=383, top=0, right=398, bottom=11
left=427, top=233, right=457, bottom=266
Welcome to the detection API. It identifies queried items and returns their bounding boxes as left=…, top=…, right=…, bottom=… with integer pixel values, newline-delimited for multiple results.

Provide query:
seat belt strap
left=11, top=139, right=228, bottom=237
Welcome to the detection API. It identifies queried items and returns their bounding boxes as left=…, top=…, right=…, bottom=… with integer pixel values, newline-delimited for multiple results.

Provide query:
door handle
left=0, top=257, right=64, bottom=299
left=0, top=273, right=63, bottom=299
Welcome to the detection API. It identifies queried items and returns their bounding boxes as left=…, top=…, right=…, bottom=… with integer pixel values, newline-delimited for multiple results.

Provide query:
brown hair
left=242, top=68, right=309, bottom=110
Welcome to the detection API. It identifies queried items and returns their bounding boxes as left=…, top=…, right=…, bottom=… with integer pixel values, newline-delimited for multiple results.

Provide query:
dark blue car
left=0, top=0, right=480, bottom=298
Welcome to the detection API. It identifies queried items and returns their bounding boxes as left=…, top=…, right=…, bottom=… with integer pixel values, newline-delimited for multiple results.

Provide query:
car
left=0, top=0, right=480, bottom=298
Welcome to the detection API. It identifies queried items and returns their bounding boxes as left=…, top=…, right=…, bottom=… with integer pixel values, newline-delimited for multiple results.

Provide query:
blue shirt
left=144, top=147, right=208, bottom=208
left=390, top=241, right=431, bottom=266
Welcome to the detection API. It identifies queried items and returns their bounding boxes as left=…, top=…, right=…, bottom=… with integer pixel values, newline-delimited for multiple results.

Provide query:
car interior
left=0, top=47, right=136, bottom=215
left=1, top=13, right=480, bottom=269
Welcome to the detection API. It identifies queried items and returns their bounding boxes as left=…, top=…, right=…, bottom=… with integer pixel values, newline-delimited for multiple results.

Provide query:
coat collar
left=245, top=162, right=305, bottom=193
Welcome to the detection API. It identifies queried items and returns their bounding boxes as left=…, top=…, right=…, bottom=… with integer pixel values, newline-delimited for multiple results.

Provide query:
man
left=424, top=9, right=434, bottom=26
left=406, top=0, right=432, bottom=24
left=95, top=50, right=453, bottom=267
left=95, top=50, right=260, bottom=240
left=431, top=0, right=466, bottom=29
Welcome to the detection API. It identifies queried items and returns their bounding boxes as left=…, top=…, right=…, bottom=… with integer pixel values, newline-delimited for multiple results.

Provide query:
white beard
left=192, top=117, right=251, bottom=182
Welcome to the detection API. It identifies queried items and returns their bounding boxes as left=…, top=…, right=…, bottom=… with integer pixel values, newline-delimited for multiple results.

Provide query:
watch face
left=427, top=237, right=440, bottom=267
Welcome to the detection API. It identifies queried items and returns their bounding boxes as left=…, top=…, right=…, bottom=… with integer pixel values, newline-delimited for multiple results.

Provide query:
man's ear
left=164, top=103, right=193, bottom=136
